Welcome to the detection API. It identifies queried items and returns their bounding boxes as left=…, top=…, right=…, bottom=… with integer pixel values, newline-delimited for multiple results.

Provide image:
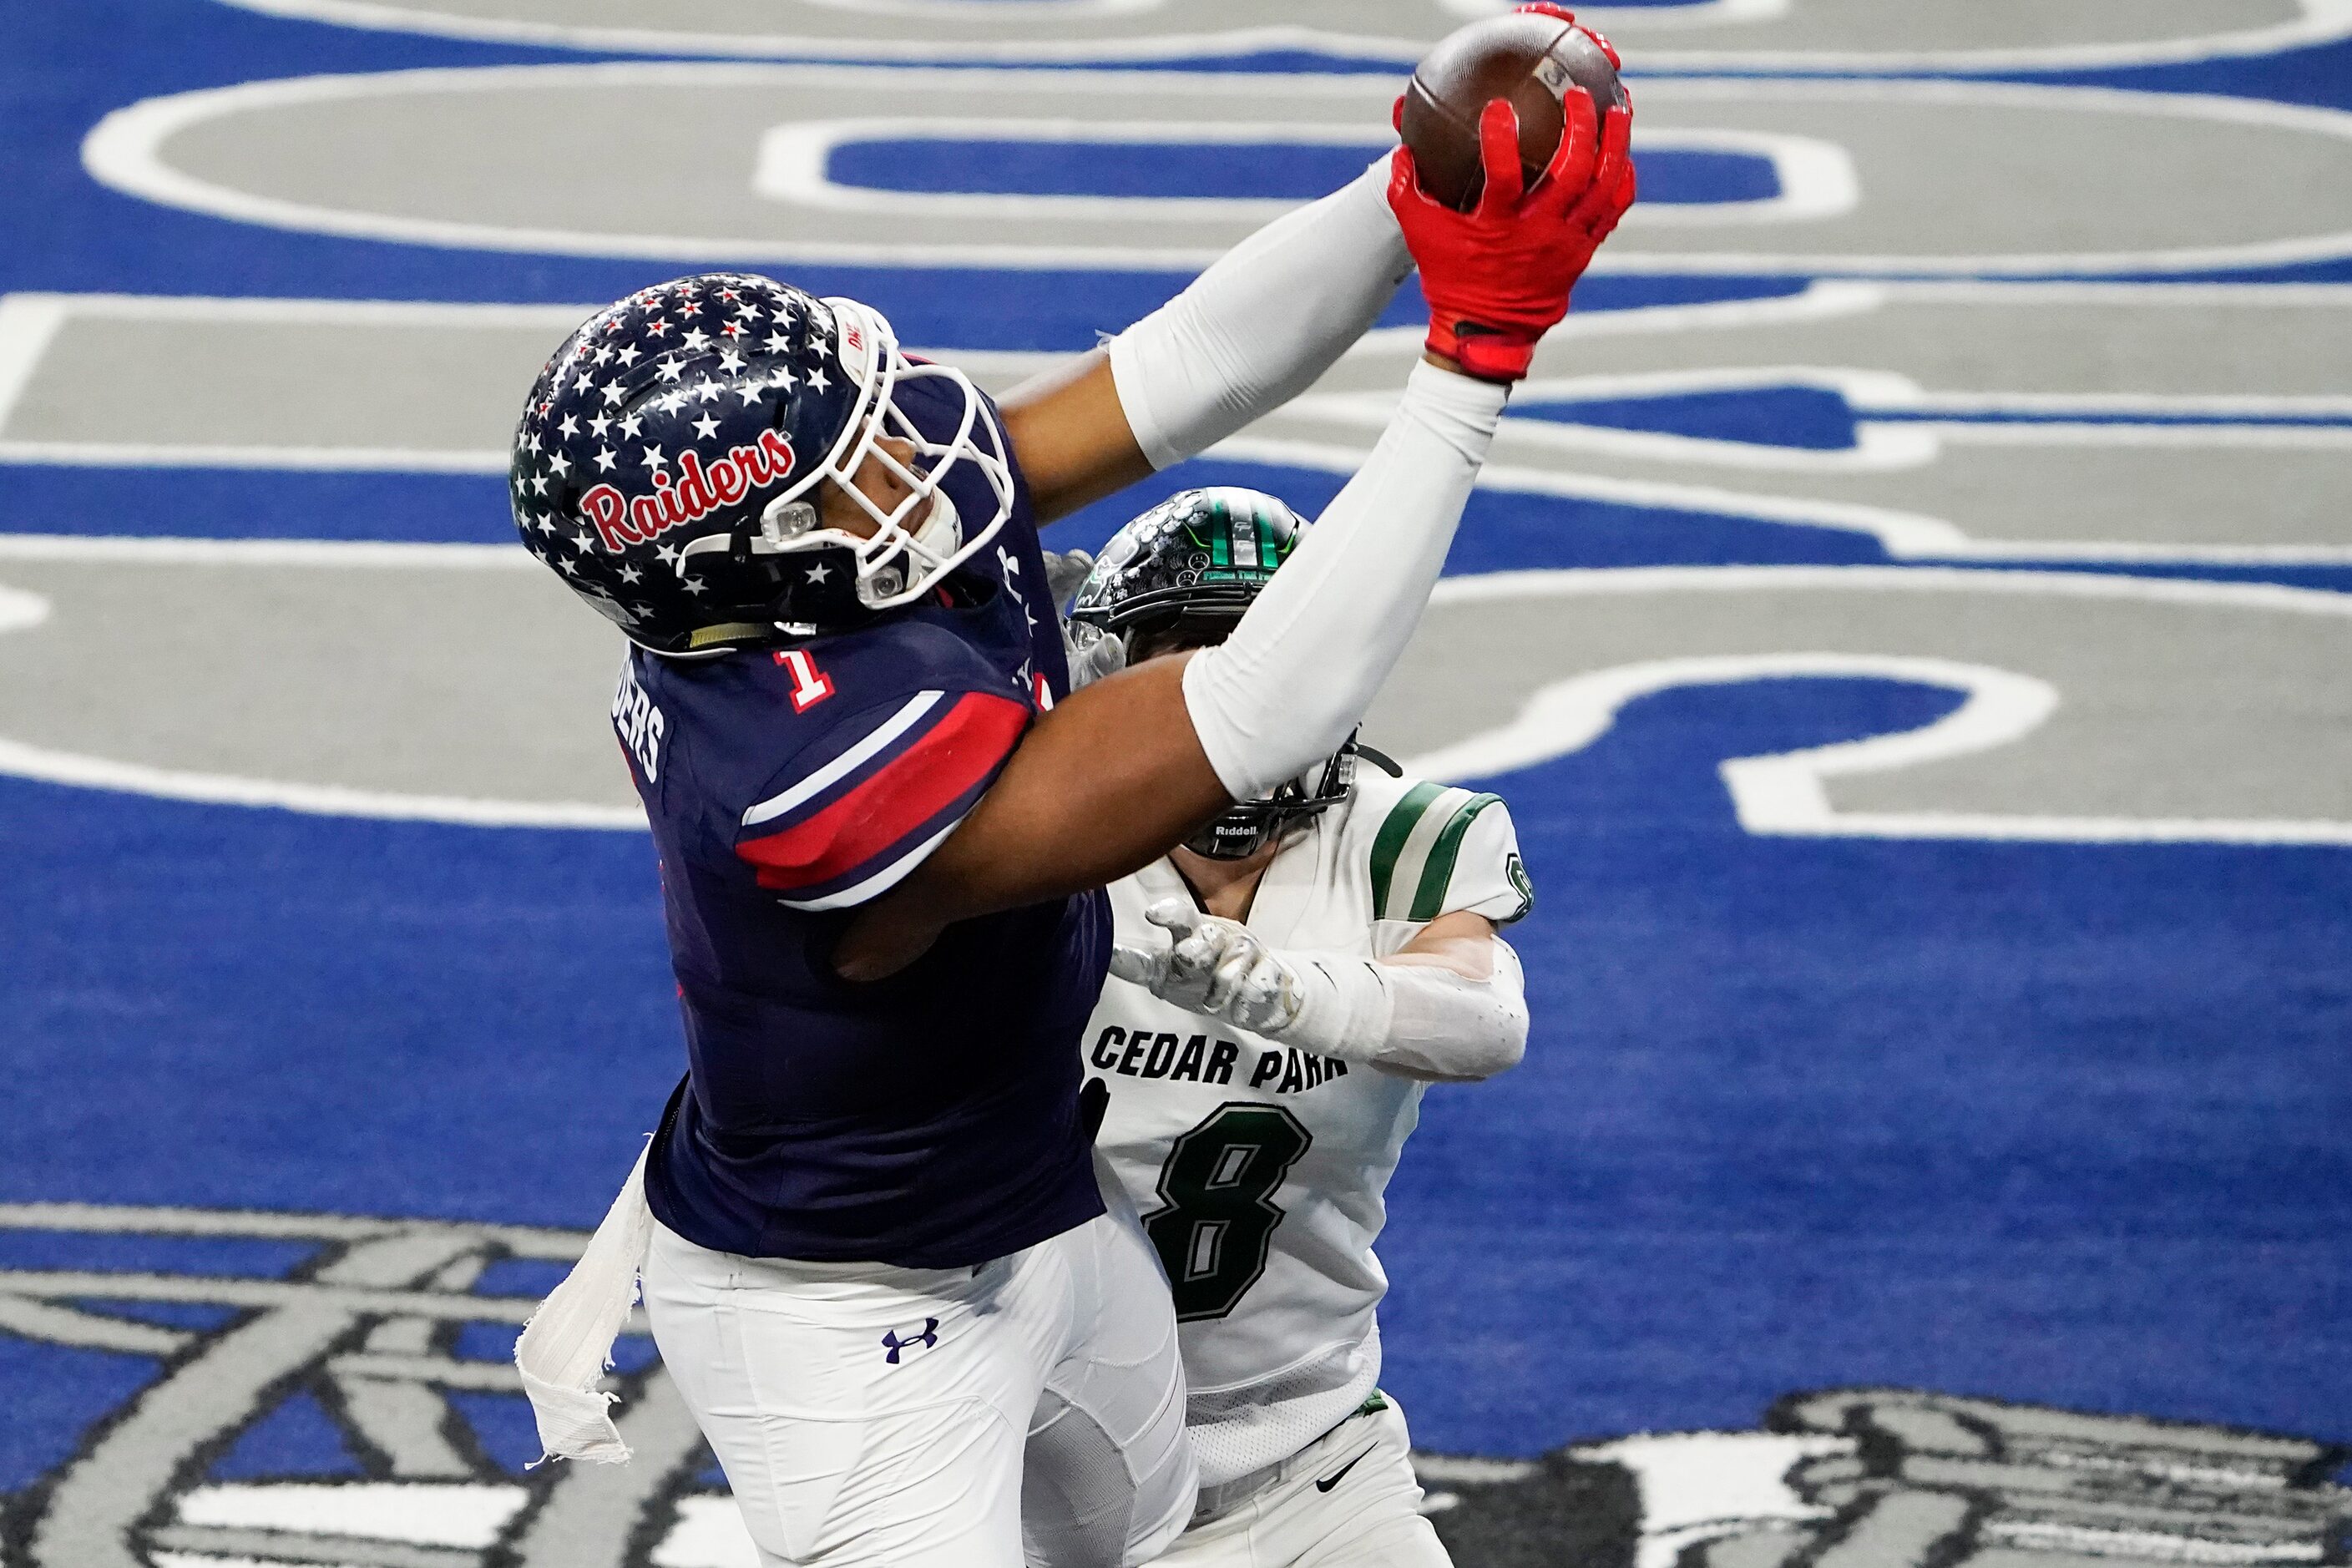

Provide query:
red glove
left=1388, top=73, right=1636, bottom=382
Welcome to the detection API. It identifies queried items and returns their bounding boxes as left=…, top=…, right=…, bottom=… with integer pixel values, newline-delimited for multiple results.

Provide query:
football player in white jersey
left=1059, top=488, right=1532, bottom=1568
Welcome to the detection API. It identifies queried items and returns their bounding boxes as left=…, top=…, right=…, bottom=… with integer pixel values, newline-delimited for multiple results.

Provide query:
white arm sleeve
left=1282, top=938, right=1530, bottom=1082
left=1181, top=360, right=1508, bottom=800
left=1107, top=159, right=1411, bottom=471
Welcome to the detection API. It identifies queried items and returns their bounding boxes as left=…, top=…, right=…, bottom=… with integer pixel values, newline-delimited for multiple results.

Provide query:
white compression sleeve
left=1181, top=360, right=1507, bottom=800
left=1282, top=938, right=1530, bottom=1082
left=1108, top=159, right=1411, bottom=470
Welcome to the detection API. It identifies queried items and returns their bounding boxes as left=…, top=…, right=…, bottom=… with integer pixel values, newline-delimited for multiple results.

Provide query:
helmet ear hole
left=757, top=496, right=820, bottom=550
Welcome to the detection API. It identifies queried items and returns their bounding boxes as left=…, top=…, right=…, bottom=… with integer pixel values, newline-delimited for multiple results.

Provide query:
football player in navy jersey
left=510, top=41, right=1632, bottom=1568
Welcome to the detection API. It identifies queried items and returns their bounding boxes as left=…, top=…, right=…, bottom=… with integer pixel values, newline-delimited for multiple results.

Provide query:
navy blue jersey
left=617, top=376, right=1109, bottom=1267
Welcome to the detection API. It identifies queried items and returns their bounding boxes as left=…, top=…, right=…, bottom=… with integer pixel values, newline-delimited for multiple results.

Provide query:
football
left=1399, top=12, right=1626, bottom=211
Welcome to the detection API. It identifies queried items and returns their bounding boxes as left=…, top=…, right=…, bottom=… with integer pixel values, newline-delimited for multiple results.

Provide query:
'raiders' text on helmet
left=509, top=272, right=1014, bottom=657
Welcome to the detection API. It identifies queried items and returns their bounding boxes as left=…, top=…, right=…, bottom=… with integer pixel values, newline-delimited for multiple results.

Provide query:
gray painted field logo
left=1, top=1206, right=2342, bottom=1568
left=1428, top=1388, right=2352, bottom=1568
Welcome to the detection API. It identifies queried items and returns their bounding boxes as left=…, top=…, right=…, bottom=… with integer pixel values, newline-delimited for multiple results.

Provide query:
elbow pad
left=1285, top=938, right=1529, bottom=1081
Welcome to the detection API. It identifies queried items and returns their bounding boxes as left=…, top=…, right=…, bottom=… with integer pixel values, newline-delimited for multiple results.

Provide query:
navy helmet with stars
left=510, top=272, right=1015, bottom=658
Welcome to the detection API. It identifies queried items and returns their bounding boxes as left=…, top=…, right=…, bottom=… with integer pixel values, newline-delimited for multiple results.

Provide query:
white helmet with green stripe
left=1071, top=486, right=1356, bottom=860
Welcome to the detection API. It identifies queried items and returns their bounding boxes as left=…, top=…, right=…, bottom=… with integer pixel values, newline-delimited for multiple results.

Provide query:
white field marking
left=1571, top=1431, right=1850, bottom=1568
left=0, top=291, right=599, bottom=327
left=1510, top=366, right=2352, bottom=424
left=0, top=552, right=640, bottom=829
left=0, top=1297, right=190, bottom=1358
left=195, top=0, right=2352, bottom=72
left=1301, top=382, right=1942, bottom=473
left=79, top=63, right=1394, bottom=271
left=0, top=533, right=533, bottom=567
left=1410, top=1453, right=1543, bottom=1485
left=177, top=1482, right=529, bottom=1550
left=1590, top=79, right=2352, bottom=278
left=0, top=1267, right=553, bottom=1321
left=7, top=283, right=2339, bottom=477
left=0, top=552, right=2347, bottom=837
left=1500, top=417, right=1938, bottom=473
left=1624, top=129, right=1858, bottom=227
left=1544, top=280, right=1888, bottom=343
left=1217, top=433, right=2352, bottom=564
left=1906, top=422, right=2352, bottom=451
left=755, top=118, right=1852, bottom=229
left=797, top=0, right=1163, bottom=15
left=0, top=295, right=70, bottom=438
left=1652, top=0, right=2352, bottom=73
left=0, top=583, right=52, bottom=635
left=1304, top=361, right=2352, bottom=473
left=1422, top=561, right=2352, bottom=615
left=1532, top=278, right=2352, bottom=348
left=754, top=116, right=1392, bottom=226
left=1441, top=0, right=1789, bottom=28
left=1223, top=432, right=1971, bottom=556
left=0, top=736, right=646, bottom=829
left=1400, top=652, right=2057, bottom=785
left=80, top=69, right=2352, bottom=274
left=1985, top=1523, right=2328, bottom=1565
left=0, top=290, right=1060, bottom=470
left=1403, top=565, right=2352, bottom=844
left=0, top=439, right=510, bottom=473
left=0, top=290, right=577, bottom=473
left=652, top=1494, right=762, bottom=1568
left=0, top=1200, right=599, bottom=1256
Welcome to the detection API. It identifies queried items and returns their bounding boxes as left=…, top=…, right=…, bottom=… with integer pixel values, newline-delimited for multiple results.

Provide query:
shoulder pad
left=1365, top=778, right=1510, bottom=924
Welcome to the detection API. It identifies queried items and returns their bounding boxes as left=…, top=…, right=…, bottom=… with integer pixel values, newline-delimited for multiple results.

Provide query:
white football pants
left=642, top=1197, right=1196, bottom=1568
left=1152, top=1400, right=1451, bottom=1568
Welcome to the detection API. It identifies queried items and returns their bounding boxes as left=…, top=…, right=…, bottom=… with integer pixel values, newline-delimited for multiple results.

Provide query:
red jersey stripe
left=736, top=690, right=1029, bottom=892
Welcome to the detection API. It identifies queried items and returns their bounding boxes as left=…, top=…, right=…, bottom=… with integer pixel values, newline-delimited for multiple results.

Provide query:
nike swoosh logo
left=1315, top=1446, right=1374, bottom=1493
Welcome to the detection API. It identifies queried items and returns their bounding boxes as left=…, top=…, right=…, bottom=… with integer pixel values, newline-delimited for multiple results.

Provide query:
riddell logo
left=578, top=431, right=797, bottom=552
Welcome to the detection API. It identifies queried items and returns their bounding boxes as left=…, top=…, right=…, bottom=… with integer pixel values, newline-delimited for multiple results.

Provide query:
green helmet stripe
left=1207, top=495, right=1233, bottom=573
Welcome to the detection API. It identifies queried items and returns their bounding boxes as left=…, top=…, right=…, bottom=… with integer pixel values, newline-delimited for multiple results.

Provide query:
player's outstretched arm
left=1003, top=152, right=1414, bottom=522
left=834, top=357, right=1506, bottom=980
left=1110, top=904, right=1530, bottom=1084
left=834, top=99, right=1635, bottom=981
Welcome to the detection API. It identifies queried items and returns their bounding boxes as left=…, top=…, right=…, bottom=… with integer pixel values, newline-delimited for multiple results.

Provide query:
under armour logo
left=881, top=1318, right=938, bottom=1364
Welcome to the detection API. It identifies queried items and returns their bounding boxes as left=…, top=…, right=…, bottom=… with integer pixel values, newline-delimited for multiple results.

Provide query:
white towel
left=514, top=1141, right=655, bottom=1465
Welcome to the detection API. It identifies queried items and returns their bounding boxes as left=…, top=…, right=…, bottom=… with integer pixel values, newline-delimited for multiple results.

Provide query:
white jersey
left=1084, top=768, right=1532, bottom=1487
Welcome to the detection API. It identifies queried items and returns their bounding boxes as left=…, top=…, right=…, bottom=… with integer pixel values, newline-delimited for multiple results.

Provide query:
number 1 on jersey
left=774, top=649, right=834, bottom=711
left=1142, top=1103, right=1312, bottom=1322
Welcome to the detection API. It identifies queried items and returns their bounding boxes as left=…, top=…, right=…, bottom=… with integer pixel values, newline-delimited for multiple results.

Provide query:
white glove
left=1061, top=617, right=1128, bottom=690
left=1108, top=898, right=1528, bottom=1080
left=1040, top=549, right=1129, bottom=691
left=1109, top=898, right=1306, bottom=1035
left=1041, top=548, right=1095, bottom=606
